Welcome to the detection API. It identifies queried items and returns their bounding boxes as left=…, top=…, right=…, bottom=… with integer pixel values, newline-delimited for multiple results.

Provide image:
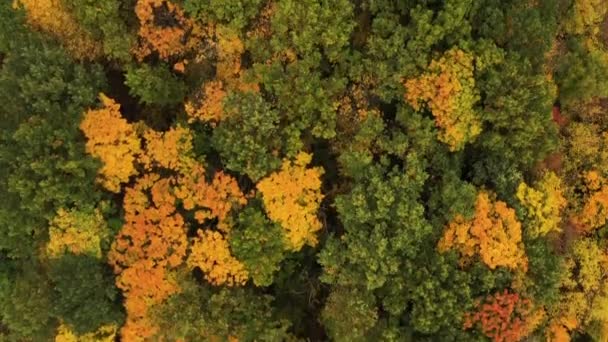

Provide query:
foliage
left=464, top=290, right=543, bottom=342
left=49, top=254, right=124, bottom=334
left=229, top=206, right=286, bottom=287
left=438, top=191, right=528, bottom=271
left=516, top=172, right=567, bottom=238
left=212, top=91, right=283, bottom=181
left=152, top=279, right=291, bottom=341
left=184, top=0, right=264, bottom=30
left=404, top=48, right=481, bottom=151
left=46, top=207, right=108, bottom=258
left=61, top=0, right=134, bottom=62
left=257, top=152, right=324, bottom=251
left=80, top=94, right=141, bottom=192
left=188, top=229, right=249, bottom=286
left=14, top=0, right=102, bottom=60
left=124, top=64, right=187, bottom=106
left=321, top=287, right=378, bottom=342
left=4, top=0, right=608, bottom=340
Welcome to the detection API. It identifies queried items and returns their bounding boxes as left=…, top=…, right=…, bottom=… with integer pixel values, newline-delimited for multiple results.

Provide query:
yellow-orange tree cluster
left=108, top=174, right=187, bottom=340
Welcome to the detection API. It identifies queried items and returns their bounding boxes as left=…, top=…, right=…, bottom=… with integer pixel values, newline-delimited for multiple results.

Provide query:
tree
left=464, top=290, right=544, bottom=342
left=321, top=286, right=378, bottom=342
left=257, top=152, right=324, bottom=251
left=124, top=64, right=187, bottom=106
left=46, top=207, right=108, bottom=258
left=404, top=48, right=482, bottom=151
left=188, top=229, right=249, bottom=286
left=80, top=94, right=141, bottom=193
left=108, top=174, right=188, bottom=340
left=151, top=278, right=291, bottom=341
left=49, top=254, right=124, bottom=334
left=229, top=206, right=286, bottom=287
left=438, top=191, right=528, bottom=271
left=319, top=152, right=432, bottom=290
left=61, top=0, right=135, bottom=62
left=516, top=171, right=567, bottom=238
left=184, top=0, right=265, bottom=30
left=14, top=0, right=102, bottom=60
left=212, top=91, right=284, bottom=181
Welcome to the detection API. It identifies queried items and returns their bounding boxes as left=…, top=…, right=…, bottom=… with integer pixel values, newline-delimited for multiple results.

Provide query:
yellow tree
left=547, top=238, right=608, bottom=341
left=46, top=207, right=107, bottom=259
left=257, top=152, right=324, bottom=251
left=404, top=49, right=481, bottom=151
left=516, top=172, right=567, bottom=238
left=187, top=230, right=249, bottom=286
left=55, top=324, right=117, bottom=342
left=13, top=0, right=102, bottom=60
left=80, top=94, right=142, bottom=193
left=438, top=191, right=528, bottom=271
left=140, top=126, right=196, bottom=173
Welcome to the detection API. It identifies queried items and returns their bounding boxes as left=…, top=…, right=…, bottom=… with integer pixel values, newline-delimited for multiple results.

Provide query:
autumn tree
left=14, top=0, right=102, bottom=60
left=464, top=290, right=544, bottom=342
left=108, top=174, right=188, bottom=340
left=404, top=48, right=482, bottom=151
left=134, top=0, right=196, bottom=61
left=80, top=94, right=141, bottom=193
left=438, top=191, right=528, bottom=271
left=188, top=229, right=249, bottom=286
left=256, top=152, right=324, bottom=251
left=516, top=171, right=567, bottom=238
left=46, top=207, right=108, bottom=258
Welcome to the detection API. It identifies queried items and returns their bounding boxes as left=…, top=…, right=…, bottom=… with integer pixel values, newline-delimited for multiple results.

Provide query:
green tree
left=230, top=206, right=286, bottom=287
left=125, top=64, right=187, bottom=106
left=212, top=91, right=284, bottom=181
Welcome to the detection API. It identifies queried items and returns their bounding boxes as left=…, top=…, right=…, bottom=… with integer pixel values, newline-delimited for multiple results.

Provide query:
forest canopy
left=1, top=0, right=608, bottom=341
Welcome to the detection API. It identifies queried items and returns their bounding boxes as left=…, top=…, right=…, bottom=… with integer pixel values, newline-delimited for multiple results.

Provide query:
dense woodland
left=1, top=0, right=608, bottom=341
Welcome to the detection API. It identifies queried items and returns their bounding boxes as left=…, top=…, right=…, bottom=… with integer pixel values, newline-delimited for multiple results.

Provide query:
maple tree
left=257, top=152, right=324, bottom=251
left=404, top=48, right=482, bottom=151
left=464, top=290, right=544, bottom=342
left=438, top=191, right=528, bottom=271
